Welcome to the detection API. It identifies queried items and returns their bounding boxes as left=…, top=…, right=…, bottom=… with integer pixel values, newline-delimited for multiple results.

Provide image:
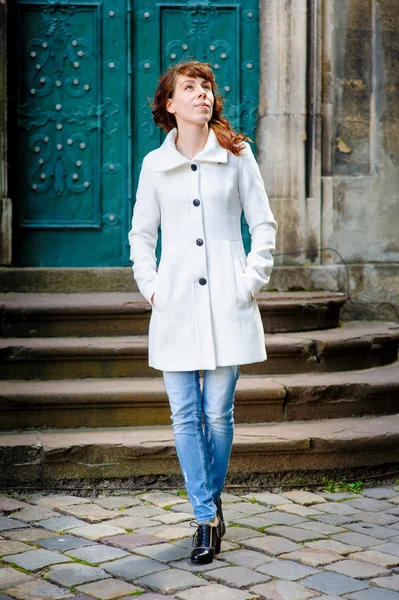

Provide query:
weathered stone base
left=1, top=264, right=397, bottom=321
left=1, top=414, right=399, bottom=487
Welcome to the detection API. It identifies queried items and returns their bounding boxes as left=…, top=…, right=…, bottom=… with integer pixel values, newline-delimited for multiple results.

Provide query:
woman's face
left=166, top=74, right=214, bottom=127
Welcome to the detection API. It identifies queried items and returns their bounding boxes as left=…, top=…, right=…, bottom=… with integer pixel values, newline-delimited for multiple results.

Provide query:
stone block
left=133, top=524, right=192, bottom=541
left=231, top=503, right=272, bottom=516
left=348, top=550, right=399, bottom=567
left=217, top=549, right=273, bottom=569
left=46, top=564, right=111, bottom=587
left=175, top=583, right=257, bottom=599
left=133, top=542, right=189, bottom=563
left=255, top=558, right=318, bottom=580
left=281, top=491, right=327, bottom=506
left=4, top=580, right=73, bottom=600
left=0, top=498, right=30, bottom=512
left=245, top=492, right=292, bottom=506
left=373, top=543, right=399, bottom=557
left=370, top=575, right=399, bottom=592
left=136, top=569, right=208, bottom=595
left=153, top=512, right=193, bottom=525
left=101, top=533, right=160, bottom=551
left=28, top=495, right=91, bottom=509
left=0, top=541, right=32, bottom=556
left=314, top=502, right=360, bottom=516
left=352, top=511, right=399, bottom=526
left=224, top=527, right=265, bottom=543
left=266, top=525, right=326, bottom=542
left=101, top=555, right=169, bottom=580
left=312, top=514, right=358, bottom=526
left=325, top=558, right=389, bottom=578
left=332, top=531, right=383, bottom=548
left=279, top=548, right=342, bottom=566
left=250, top=580, right=318, bottom=599
left=124, top=505, right=166, bottom=518
left=345, top=498, right=394, bottom=512
left=0, top=568, right=34, bottom=590
left=345, top=589, right=399, bottom=599
left=203, top=565, right=269, bottom=587
left=37, top=517, right=87, bottom=532
left=76, top=579, right=143, bottom=599
left=136, top=492, right=188, bottom=508
left=2, top=528, right=58, bottom=542
left=3, top=549, right=72, bottom=571
left=93, top=496, right=142, bottom=510
left=305, top=539, right=362, bottom=555
left=0, top=518, right=28, bottom=531
left=301, top=572, right=369, bottom=594
left=362, top=488, right=398, bottom=500
left=36, top=535, right=93, bottom=552
left=66, top=544, right=129, bottom=564
left=66, top=524, right=125, bottom=541
left=275, top=504, right=320, bottom=517
left=58, top=505, right=120, bottom=523
left=243, top=534, right=301, bottom=556
left=253, top=511, right=305, bottom=525
left=345, top=523, right=396, bottom=539
left=169, top=558, right=226, bottom=573
left=297, top=521, right=345, bottom=535
left=11, top=507, right=60, bottom=523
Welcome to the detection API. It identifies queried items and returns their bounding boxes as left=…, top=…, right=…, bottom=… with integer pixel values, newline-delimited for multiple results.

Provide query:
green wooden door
left=14, top=0, right=259, bottom=266
left=14, top=0, right=130, bottom=266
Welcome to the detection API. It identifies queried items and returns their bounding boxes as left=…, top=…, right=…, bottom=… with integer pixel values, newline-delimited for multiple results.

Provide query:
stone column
left=258, top=0, right=322, bottom=265
left=0, top=0, right=11, bottom=266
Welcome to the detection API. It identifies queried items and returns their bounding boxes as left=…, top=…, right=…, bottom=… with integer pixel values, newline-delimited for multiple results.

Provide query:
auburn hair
left=150, top=61, right=251, bottom=157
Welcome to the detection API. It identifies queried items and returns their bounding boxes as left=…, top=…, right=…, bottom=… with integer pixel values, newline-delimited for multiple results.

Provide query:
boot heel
left=215, top=538, right=221, bottom=554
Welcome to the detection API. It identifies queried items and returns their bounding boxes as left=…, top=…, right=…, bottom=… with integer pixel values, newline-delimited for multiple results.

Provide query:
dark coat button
left=193, top=199, right=200, bottom=206
left=196, top=238, right=204, bottom=246
left=199, top=278, right=207, bottom=285
left=191, top=164, right=197, bottom=171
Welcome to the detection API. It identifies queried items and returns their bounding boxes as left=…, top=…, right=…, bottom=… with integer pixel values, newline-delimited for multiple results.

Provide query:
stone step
left=0, top=321, right=397, bottom=380
left=1, top=413, right=399, bottom=486
left=1, top=362, right=398, bottom=430
left=0, top=291, right=346, bottom=337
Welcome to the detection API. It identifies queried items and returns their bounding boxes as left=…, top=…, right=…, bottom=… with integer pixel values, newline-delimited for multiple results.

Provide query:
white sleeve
left=238, top=142, right=278, bottom=297
left=128, top=156, right=161, bottom=304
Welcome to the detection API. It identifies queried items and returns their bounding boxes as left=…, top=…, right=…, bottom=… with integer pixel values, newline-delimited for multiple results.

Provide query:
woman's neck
left=175, top=123, right=210, bottom=160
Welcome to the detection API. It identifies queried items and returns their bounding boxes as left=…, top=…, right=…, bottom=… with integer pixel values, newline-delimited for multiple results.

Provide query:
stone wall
left=259, top=0, right=399, bottom=319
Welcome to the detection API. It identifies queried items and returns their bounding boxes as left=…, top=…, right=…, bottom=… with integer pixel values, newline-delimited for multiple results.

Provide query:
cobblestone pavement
left=1, top=486, right=399, bottom=599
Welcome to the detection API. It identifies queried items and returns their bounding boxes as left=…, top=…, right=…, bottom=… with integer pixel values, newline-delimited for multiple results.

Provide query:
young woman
left=128, top=61, right=277, bottom=564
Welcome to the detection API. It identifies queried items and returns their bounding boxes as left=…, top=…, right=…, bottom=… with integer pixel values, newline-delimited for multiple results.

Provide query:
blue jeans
left=162, top=365, right=240, bottom=523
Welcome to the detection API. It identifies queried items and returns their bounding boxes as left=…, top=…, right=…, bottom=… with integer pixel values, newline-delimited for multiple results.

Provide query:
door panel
left=15, top=0, right=129, bottom=266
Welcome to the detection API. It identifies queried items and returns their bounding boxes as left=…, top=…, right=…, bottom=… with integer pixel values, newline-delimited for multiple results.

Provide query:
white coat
left=128, top=126, right=278, bottom=372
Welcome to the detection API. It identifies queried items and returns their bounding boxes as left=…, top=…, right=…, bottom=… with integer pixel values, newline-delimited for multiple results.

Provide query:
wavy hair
left=150, top=61, right=251, bottom=157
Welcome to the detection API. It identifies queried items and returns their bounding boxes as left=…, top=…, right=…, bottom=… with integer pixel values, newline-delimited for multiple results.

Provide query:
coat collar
left=155, top=126, right=228, bottom=172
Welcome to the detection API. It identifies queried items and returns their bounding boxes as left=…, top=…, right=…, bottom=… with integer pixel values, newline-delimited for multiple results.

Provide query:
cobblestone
left=2, top=549, right=72, bottom=571
left=2, top=486, right=399, bottom=600
left=202, top=565, right=269, bottom=587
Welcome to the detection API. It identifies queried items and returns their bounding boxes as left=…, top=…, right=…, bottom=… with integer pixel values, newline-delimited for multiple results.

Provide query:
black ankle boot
left=190, top=520, right=221, bottom=564
left=215, top=498, right=226, bottom=537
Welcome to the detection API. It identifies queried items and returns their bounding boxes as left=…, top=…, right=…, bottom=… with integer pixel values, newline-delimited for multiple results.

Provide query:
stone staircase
left=0, top=290, right=399, bottom=487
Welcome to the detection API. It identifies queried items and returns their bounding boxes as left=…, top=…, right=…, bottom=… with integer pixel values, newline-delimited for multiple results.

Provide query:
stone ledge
left=1, top=414, right=399, bottom=486
left=0, top=322, right=397, bottom=380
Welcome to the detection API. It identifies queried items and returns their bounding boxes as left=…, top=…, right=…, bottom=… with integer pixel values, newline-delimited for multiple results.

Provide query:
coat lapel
left=155, top=126, right=228, bottom=172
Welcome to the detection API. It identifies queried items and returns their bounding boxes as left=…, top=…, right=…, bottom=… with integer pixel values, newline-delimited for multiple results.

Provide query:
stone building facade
left=0, top=0, right=398, bottom=320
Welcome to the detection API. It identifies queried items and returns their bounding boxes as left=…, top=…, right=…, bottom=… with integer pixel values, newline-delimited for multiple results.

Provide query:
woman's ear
left=166, top=98, right=175, bottom=114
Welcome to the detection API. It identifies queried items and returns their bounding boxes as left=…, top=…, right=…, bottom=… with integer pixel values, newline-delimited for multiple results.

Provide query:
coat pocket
left=234, top=256, right=253, bottom=307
